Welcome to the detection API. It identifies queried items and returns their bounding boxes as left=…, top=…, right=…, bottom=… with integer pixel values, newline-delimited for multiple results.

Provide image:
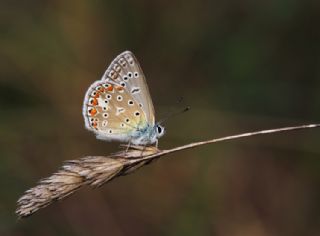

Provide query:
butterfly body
left=83, top=51, right=164, bottom=146
left=129, top=123, right=164, bottom=145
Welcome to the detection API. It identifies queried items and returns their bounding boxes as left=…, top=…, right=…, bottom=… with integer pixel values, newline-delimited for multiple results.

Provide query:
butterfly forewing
left=102, top=51, right=155, bottom=124
left=83, top=51, right=153, bottom=142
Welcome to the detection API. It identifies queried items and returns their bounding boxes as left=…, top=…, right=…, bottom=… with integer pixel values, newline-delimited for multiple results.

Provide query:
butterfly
left=83, top=51, right=165, bottom=146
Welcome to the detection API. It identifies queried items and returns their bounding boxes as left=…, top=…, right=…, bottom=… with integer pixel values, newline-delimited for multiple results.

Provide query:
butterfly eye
left=156, top=125, right=165, bottom=136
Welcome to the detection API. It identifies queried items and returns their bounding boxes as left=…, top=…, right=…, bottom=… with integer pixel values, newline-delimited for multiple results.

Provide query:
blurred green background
left=1, top=0, right=320, bottom=235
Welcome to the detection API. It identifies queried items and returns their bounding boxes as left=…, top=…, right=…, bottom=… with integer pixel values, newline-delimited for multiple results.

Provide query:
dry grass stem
left=16, top=123, right=320, bottom=218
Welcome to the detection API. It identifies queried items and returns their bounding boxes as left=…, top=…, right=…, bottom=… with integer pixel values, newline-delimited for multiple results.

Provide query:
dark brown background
left=1, top=0, right=320, bottom=235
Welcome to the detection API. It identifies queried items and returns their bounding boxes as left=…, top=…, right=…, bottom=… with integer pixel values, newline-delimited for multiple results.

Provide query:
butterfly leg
left=125, top=140, right=132, bottom=153
left=137, top=144, right=147, bottom=157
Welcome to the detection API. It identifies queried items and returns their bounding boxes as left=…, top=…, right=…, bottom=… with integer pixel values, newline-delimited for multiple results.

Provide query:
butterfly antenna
left=158, top=106, right=190, bottom=125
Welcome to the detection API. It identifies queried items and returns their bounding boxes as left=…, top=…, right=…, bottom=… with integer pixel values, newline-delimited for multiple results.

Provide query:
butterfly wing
left=83, top=51, right=154, bottom=142
left=102, top=51, right=155, bottom=125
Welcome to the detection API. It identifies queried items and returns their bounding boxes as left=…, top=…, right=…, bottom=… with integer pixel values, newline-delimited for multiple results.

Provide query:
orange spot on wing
left=92, top=98, right=98, bottom=106
left=89, top=108, right=97, bottom=116
left=98, top=87, right=105, bottom=92
left=107, top=85, right=113, bottom=91
left=94, top=92, right=100, bottom=98
left=92, top=122, right=98, bottom=129
left=116, top=86, right=124, bottom=91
